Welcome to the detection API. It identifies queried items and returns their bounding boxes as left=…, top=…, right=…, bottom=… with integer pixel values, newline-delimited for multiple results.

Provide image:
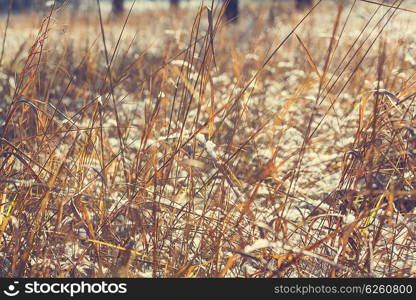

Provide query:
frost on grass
left=0, top=1, right=416, bottom=278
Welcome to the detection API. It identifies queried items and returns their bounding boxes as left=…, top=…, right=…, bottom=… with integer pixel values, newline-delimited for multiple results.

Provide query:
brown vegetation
left=0, top=0, right=415, bottom=278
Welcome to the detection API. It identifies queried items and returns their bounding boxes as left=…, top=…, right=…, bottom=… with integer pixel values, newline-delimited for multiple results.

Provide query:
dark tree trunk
left=71, top=0, right=80, bottom=10
left=295, top=0, right=312, bottom=10
left=224, top=0, right=238, bottom=23
left=170, top=0, right=179, bottom=7
left=112, top=0, right=124, bottom=15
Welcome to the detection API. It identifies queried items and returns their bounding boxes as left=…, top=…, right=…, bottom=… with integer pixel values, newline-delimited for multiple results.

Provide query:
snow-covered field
left=0, top=0, right=415, bottom=277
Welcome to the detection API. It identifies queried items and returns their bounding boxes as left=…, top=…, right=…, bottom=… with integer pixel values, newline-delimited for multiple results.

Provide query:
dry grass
left=0, top=0, right=415, bottom=278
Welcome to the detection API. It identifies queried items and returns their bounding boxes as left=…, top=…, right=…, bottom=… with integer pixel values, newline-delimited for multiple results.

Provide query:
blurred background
left=1, top=0, right=416, bottom=279
left=0, top=0, right=306, bottom=14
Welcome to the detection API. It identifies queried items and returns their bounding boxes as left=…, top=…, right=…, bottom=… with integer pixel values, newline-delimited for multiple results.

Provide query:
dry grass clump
left=0, top=0, right=415, bottom=277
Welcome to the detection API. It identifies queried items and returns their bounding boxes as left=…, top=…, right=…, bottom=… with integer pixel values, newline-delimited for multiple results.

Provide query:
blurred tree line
left=112, top=0, right=241, bottom=22
left=0, top=0, right=313, bottom=17
left=0, top=0, right=74, bottom=12
left=112, top=0, right=312, bottom=22
left=0, top=0, right=33, bottom=11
